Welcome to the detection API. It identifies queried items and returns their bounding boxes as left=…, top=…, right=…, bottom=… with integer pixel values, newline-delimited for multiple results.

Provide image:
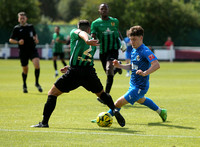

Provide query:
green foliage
left=58, top=0, right=86, bottom=22
left=0, top=0, right=41, bottom=29
left=0, top=60, right=200, bottom=146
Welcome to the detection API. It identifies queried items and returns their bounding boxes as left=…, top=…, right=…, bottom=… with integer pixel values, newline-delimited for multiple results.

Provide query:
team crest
left=111, top=22, right=115, bottom=26
left=136, top=55, right=140, bottom=61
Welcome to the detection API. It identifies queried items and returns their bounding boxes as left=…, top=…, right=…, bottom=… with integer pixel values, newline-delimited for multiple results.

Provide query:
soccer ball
left=96, top=112, right=113, bottom=127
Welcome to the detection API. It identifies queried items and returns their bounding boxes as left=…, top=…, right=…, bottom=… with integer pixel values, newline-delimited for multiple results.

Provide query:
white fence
left=1, top=43, right=200, bottom=61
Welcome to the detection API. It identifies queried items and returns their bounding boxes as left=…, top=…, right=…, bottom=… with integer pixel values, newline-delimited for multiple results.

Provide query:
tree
left=58, top=0, right=86, bottom=22
left=39, top=0, right=60, bottom=21
left=0, top=0, right=40, bottom=29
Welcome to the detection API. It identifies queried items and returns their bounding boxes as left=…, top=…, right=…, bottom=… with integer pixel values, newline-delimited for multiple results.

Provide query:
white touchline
left=0, top=129, right=200, bottom=139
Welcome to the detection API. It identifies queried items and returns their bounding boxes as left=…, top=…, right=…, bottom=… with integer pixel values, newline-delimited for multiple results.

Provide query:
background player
left=51, top=26, right=69, bottom=77
left=31, top=20, right=125, bottom=128
left=91, top=3, right=126, bottom=94
left=9, top=12, right=42, bottom=93
left=124, top=30, right=132, bottom=77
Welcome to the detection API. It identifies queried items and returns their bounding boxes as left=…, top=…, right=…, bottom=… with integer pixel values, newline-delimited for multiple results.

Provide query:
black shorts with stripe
left=54, top=66, right=103, bottom=93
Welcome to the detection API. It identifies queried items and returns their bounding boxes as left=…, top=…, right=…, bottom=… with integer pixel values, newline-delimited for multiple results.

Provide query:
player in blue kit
left=124, top=30, right=132, bottom=77
left=94, top=25, right=167, bottom=123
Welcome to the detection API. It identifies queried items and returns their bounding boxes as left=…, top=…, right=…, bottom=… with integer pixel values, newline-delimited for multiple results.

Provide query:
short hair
left=128, top=26, right=144, bottom=37
left=55, top=26, right=60, bottom=29
left=78, top=20, right=90, bottom=31
left=18, top=12, right=26, bottom=17
left=99, top=3, right=109, bottom=9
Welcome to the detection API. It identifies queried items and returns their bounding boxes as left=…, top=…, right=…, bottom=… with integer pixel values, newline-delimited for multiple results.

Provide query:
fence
left=0, top=43, right=200, bottom=61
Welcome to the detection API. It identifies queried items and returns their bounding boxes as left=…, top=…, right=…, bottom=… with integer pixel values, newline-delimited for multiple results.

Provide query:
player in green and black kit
left=91, top=3, right=126, bottom=95
left=31, top=20, right=125, bottom=128
left=51, top=26, right=69, bottom=77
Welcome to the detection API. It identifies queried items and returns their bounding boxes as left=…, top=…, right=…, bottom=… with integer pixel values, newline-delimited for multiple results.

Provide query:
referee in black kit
left=9, top=12, right=43, bottom=93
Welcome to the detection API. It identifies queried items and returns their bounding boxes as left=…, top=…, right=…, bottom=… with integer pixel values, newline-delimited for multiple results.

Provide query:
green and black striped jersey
left=91, top=16, right=121, bottom=54
left=69, top=28, right=96, bottom=67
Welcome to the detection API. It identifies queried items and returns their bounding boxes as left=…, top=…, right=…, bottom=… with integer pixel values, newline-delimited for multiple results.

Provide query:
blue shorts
left=124, top=86, right=149, bottom=105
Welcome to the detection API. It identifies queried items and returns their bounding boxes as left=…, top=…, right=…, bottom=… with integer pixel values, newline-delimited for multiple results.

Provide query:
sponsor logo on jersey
left=148, top=54, right=155, bottom=60
left=111, top=22, right=115, bottom=26
left=136, top=55, right=140, bottom=61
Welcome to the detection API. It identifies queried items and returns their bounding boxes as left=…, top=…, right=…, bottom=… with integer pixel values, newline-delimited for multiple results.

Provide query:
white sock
left=156, top=108, right=162, bottom=114
left=55, top=70, right=58, bottom=74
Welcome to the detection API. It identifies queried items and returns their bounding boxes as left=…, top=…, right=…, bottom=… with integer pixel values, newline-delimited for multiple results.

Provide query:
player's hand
left=112, top=59, right=120, bottom=68
left=120, top=40, right=127, bottom=52
left=60, top=66, right=69, bottom=73
left=18, top=39, right=24, bottom=45
left=136, top=70, right=147, bottom=77
left=33, top=36, right=39, bottom=44
left=86, top=39, right=100, bottom=46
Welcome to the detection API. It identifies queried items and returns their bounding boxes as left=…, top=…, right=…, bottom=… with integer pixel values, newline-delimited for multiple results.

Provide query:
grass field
left=0, top=59, right=200, bottom=146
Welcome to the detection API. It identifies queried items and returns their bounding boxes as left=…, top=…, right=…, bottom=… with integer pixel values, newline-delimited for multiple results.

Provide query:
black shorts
left=19, top=49, right=39, bottom=66
left=54, top=66, right=103, bottom=93
left=100, top=50, right=119, bottom=71
left=53, top=52, right=65, bottom=59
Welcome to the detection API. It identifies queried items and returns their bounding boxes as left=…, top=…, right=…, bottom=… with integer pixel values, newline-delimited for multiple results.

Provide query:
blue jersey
left=130, top=44, right=157, bottom=89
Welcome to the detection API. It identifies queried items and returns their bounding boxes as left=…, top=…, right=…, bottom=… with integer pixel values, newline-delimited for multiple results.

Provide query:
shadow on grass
left=148, top=122, right=195, bottom=130
left=54, top=126, right=142, bottom=134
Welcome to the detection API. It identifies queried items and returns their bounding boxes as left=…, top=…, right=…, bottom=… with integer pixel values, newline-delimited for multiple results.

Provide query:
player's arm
left=9, top=38, right=24, bottom=45
left=79, top=31, right=99, bottom=46
left=113, top=59, right=131, bottom=70
left=136, top=60, right=160, bottom=77
left=33, top=34, right=39, bottom=44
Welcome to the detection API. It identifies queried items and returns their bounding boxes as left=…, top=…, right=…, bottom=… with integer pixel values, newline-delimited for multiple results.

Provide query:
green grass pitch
left=0, top=59, right=200, bottom=146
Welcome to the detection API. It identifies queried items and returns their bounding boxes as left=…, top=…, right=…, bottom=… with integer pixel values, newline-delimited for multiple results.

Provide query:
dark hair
left=128, top=26, right=144, bottom=37
left=18, top=12, right=26, bottom=17
left=99, top=3, right=109, bottom=9
left=55, top=26, right=60, bottom=29
left=78, top=20, right=90, bottom=31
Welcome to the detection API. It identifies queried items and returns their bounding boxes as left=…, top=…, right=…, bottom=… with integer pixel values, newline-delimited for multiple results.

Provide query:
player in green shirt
left=31, top=20, right=125, bottom=128
left=91, top=3, right=126, bottom=95
left=51, top=26, right=68, bottom=77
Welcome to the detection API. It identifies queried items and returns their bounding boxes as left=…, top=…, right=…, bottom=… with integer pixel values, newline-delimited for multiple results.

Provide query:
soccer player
left=124, top=30, right=132, bottom=77
left=91, top=3, right=126, bottom=94
left=94, top=25, right=167, bottom=123
left=31, top=20, right=125, bottom=128
left=9, top=12, right=42, bottom=93
left=51, top=26, right=69, bottom=77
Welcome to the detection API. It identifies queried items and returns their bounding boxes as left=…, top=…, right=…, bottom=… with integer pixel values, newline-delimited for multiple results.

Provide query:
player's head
left=18, top=12, right=27, bottom=25
left=98, top=3, right=109, bottom=17
left=55, top=26, right=60, bottom=34
left=128, top=26, right=144, bottom=49
left=78, top=20, right=90, bottom=33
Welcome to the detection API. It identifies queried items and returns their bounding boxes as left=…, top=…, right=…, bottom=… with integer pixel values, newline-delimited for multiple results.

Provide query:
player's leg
left=53, top=53, right=58, bottom=77
left=20, top=55, right=29, bottom=93
left=60, top=53, right=67, bottom=66
left=31, top=68, right=79, bottom=128
left=137, top=97, right=167, bottom=122
left=105, top=60, right=114, bottom=93
left=32, top=57, right=43, bottom=92
left=31, top=85, right=63, bottom=128
left=22, top=65, right=28, bottom=93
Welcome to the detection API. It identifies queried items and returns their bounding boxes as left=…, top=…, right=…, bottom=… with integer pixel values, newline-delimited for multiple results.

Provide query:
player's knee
left=137, top=97, right=146, bottom=104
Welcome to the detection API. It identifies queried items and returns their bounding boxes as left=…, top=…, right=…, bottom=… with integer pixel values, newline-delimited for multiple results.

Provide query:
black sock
left=54, top=60, right=57, bottom=70
left=105, top=75, right=113, bottom=93
left=22, top=72, right=27, bottom=87
left=62, top=60, right=67, bottom=66
left=42, top=95, right=57, bottom=124
left=35, top=69, right=40, bottom=85
left=100, top=92, right=115, bottom=110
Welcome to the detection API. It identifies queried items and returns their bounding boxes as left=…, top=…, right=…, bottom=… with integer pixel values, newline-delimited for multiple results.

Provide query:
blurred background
left=0, top=0, right=200, bottom=61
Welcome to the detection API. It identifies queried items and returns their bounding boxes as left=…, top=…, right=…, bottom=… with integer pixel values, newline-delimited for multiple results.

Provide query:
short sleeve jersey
left=130, top=44, right=157, bottom=89
left=69, top=28, right=96, bottom=67
left=10, top=24, right=36, bottom=51
left=52, top=33, right=65, bottom=53
left=91, top=17, right=120, bottom=54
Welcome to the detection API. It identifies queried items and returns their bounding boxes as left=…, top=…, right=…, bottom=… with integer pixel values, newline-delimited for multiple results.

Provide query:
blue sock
left=108, top=108, right=121, bottom=116
left=141, top=97, right=159, bottom=111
